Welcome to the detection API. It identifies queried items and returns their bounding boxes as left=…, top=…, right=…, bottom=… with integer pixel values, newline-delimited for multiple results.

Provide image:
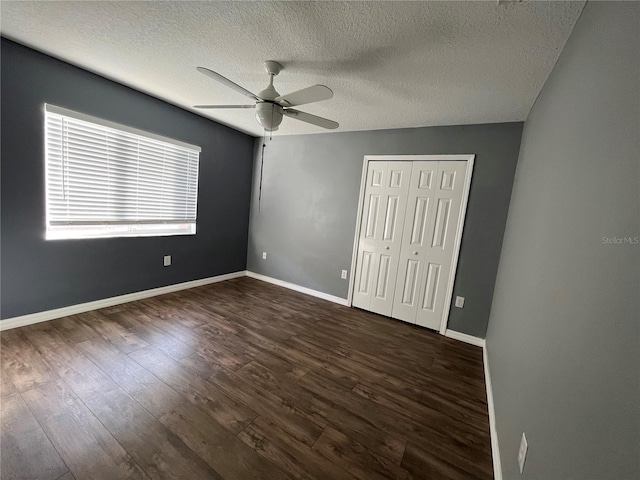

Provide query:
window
left=44, top=104, right=200, bottom=240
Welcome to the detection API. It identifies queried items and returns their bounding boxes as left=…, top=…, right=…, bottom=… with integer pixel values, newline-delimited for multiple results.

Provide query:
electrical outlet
left=262, top=252, right=267, bottom=260
left=518, top=432, right=528, bottom=474
left=341, top=270, right=348, bottom=279
left=455, top=296, right=465, bottom=308
left=163, top=255, right=171, bottom=267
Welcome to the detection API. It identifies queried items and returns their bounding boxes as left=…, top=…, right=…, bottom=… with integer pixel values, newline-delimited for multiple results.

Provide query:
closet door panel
left=415, top=161, right=467, bottom=329
left=352, top=162, right=388, bottom=310
left=392, top=162, right=439, bottom=323
left=369, top=162, right=412, bottom=316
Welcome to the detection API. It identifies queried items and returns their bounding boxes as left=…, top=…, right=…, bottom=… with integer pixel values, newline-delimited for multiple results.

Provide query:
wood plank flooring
left=0, top=277, right=493, bottom=480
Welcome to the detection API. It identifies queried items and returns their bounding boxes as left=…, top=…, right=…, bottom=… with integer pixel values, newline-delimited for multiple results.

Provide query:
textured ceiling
left=0, top=1, right=585, bottom=137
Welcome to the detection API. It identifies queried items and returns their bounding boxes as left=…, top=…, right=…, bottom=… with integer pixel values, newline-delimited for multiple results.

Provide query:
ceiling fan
left=194, top=61, right=339, bottom=132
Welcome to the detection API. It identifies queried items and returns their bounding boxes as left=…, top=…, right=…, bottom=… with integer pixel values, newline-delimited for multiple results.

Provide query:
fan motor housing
left=256, top=102, right=283, bottom=131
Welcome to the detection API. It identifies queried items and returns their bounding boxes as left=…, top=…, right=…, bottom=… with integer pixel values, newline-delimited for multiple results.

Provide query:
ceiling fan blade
left=193, top=105, right=255, bottom=109
left=276, top=85, right=333, bottom=107
left=196, top=67, right=260, bottom=101
left=283, top=109, right=339, bottom=129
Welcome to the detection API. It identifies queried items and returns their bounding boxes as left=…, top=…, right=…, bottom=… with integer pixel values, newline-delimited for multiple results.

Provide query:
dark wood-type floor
left=0, top=277, right=493, bottom=480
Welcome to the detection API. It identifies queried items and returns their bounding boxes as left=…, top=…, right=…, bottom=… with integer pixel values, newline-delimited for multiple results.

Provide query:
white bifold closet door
left=352, top=161, right=412, bottom=316
left=353, top=160, right=468, bottom=331
left=392, top=161, right=467, bottom=329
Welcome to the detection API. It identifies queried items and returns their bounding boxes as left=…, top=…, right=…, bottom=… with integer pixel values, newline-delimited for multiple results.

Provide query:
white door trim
left=439, top=156, right=475, bottom=334
left=348, top=154, right=475, bottom=335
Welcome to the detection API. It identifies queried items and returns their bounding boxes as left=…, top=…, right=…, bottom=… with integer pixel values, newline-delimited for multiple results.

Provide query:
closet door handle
left=385, top=246, right=390, bottom=250
left=413, top=251, right=419, bottom=255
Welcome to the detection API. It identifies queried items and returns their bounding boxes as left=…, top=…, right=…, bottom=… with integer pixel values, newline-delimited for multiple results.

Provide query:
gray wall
left=1, top=39, right=254, bottom=319
left=247, top=122, right=523, bottom=338
left=486, top=2, right=639, bottom=478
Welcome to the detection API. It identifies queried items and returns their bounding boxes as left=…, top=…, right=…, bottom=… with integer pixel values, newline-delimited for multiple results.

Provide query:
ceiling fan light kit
left=195, top=60, right=338, bottom=132
left=255, top=102, right=283, bottom=132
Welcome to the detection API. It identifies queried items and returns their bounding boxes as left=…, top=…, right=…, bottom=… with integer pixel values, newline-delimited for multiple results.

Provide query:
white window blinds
left=44, top=104, right=201, bottom=240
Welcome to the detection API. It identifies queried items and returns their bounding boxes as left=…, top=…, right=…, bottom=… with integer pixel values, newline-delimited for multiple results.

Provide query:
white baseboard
left=1, top=270, right=349, bottom=331
left=445, top=329, right=500, bottom=479
left=484, top=345, right=502, bottom=480
left=246, top=271, right=349, bottom=306
left=444, top=329, right=485, bottom=347
left=0, top=271, right=247, bottom=331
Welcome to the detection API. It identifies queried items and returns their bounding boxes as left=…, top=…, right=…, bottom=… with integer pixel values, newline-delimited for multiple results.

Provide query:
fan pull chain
left=258, top=132, right=266, bottom=213
left=270, top=103, right=274, bottom=141
left=258, top=107, right=275, bottom=213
